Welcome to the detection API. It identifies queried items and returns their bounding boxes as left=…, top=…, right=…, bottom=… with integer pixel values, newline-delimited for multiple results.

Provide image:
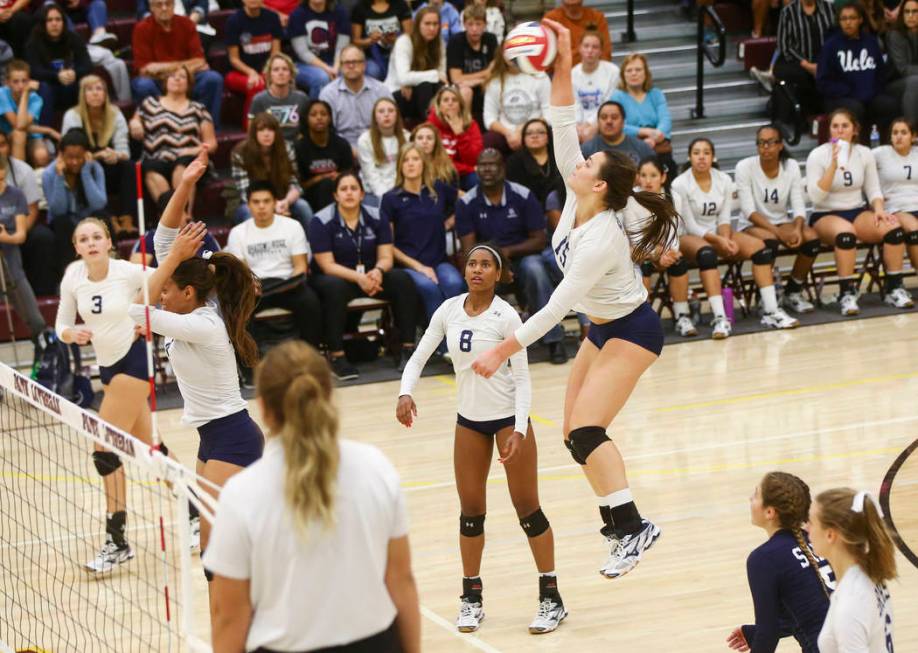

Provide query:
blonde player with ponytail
left=810, top=488, right=897, bottom=653
left=204, top=341, right=420, bottom=653
left=727, top=472, right=832, bottom=652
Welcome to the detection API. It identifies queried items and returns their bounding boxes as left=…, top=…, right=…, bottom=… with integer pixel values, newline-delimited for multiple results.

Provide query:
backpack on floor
left=34, top=330, right=94, bottom=408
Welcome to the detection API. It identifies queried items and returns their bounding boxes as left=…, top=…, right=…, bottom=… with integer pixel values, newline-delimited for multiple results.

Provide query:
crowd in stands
left=0, top=0, right=915, bottom=380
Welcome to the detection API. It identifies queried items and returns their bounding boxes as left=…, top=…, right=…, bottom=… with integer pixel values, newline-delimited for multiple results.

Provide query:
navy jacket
left=816, top=30, right=887, bottom=103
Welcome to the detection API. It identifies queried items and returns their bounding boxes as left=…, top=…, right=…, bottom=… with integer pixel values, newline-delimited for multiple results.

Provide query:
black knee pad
left=204, top=567, right=214, bottom=582
left=667, top=257, right=689, bottom=276
left=568, top=426, right=611, bottom=464
left=564, top=438, right=586, bottom=465
left=519, top=508, right=550, bottom=538
left=639, top=260, right=655, bottom=278
left=751, top=247, right=775, bottom=265
left=800, top=238, right=822, bottom=258
left=907, top=230, right=918, bottom=246
left=460, top=513, right=485, bottom=537
left=764, top=238, right=781, bottom=260
left=883, top=227, right=906, bottom=245
left=92, top=451, right=122, bottom=476
left=696, top=246, right=718, bottom=271
left=835, top=232, right=856, bottom=250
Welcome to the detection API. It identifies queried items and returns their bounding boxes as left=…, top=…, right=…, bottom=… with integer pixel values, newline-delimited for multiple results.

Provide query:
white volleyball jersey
left=734, top=155, right=807, bottom=229
left=55, top=259, right=148, bottom=366
left=818, top=564, right=893, bottom=653
left=514, top=104, right=647, bottom=348
left=872, top=144, right=918, bottom=214
left=670, top=167, right=736, bottom=237
left=399, top=294, right=530, bottom=434
left=806, top=142, right=883, bottom=212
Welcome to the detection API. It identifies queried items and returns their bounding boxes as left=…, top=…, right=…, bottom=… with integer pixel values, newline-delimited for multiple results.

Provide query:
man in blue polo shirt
left=456, top=149, right=568, bottom=364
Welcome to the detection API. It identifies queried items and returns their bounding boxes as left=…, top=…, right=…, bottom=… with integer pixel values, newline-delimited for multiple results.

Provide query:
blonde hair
left=256, top=341, right=340, bottom=536
left=369, top=97, right=407, bottom=166
left=72, top=217, right=115, bottom=256
left=410, top=123, right=457, bottom=185
left=618, top=53, right=653, bottom=92
left=815, top=487, right=898, bottom=585
left=76, top=75, right=116, bottom=150
left=395, top=143, right=438, bottom=198
left=432, top=85, right=472, bottom=131
left=262, top=52, right=297, bottom=82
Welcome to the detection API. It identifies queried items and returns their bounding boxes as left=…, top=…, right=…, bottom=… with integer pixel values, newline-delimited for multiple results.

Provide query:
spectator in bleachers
left=409, top=122, right=458, bottom=187
left=473, top=0, right=505, bottom=44
left=482, top=56, right=550, bottom=153
left=131, top=0, right=224, bottom=130
left=611, top=53, right=675, bottom=178
left=0, top=155, right=47, bottom=347
left=137, top=0, right=208, bottom=26
left=225, top=0, right=283, bottom=126
left=414, top=0, right=461, bottom=46
left=288, top=0, right=351, bottom=99
left=386, top=6, right=446, bottom=123
left=62, top=75, right=135, bottom=239
left=850, top=0, right=895, bottom=34
left=506, top=118, right=564, bottom=212
left=130, top=189, right=220, bottom=267
left=874, top=117, right=918, bottom=270
left=1, top=60, right=59, bottom=169
left=456, top=148, right=569, bottom=363
left=231, top=111, right=311, bottom=228
left=736, top=125, right=820, bottom=315
left=580, top=101, right=654, bottom=165
left=225, top=180, right=323, bottom=350
left=544, top=0, right=612, bottom=66
left=382, top=142, right=462, bottom=323
left=319, top=44, right=393, bottom=152
left=446, top=4, right=497, bottom=119
left=129, top=66, right=218, bottom=206
left=817, top=2, right=900, bottom=142
left=296, top=99, right=355, bottom=213
left=57, top=0, right=117, bottom=48
left=572, top=31, right=618, bottom=144
left=806, top=108, right=913, bottom=314
left=357, top=96, right=409, bottom=198
left=249, top=53, right=310, bottom=145
left=0, top=0, right=35, bottom=58
left=309, top=171, right=420, bottom=379
left=25, top=3, right=92, bottom=121
left=350, top=0, right=412, bottom=81
left=426, top=85, right=481, bottom=190
left=42, top=127, right=107, bottom=277
left=774, top=0, right=835, bottom=127
left=0, top=132, right=54, bottom=296
left=887, top=0, right=918, bottom=126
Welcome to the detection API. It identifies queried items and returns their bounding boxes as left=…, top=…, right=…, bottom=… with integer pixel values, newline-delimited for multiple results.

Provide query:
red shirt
left=132, top=15, right=205, bottom=74
left=426, top=108, right=483, bottom=177
left=263, top=0, right=299, bottom=16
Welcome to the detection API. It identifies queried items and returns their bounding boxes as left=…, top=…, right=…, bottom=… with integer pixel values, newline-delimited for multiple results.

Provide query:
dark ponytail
left=171, top=253, right=260, bottom=367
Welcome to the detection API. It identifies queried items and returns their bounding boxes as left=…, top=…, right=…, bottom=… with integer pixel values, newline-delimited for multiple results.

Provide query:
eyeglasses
left=904, top=8, right=918, bottom=14
left=340, top=59, right=365, bottom=66
left=756, top=138, right=780, bottom=147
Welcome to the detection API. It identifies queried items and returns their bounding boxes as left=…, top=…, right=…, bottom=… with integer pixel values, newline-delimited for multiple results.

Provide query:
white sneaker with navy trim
left=600, top=519, right=661, bottom=579
left=783, top=291, right=815, bottom=313
left=761, top=307, right=799, bottom=329
left=711, top=316, right=732, bottom=339
left=528, top=598, right=567, bottom=634
left=884, top=287, right=914, bottom=309
left=674, top=314, right=697, bottom=337
left=85, top=537, right=134, bottom=573
left=840, top=293, right=860, bottom=316
left=456, top=599, right=484, bottom=632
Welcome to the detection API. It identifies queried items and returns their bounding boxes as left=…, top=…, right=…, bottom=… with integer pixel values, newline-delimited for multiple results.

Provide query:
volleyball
left=502, top=22, right=557, bottom=75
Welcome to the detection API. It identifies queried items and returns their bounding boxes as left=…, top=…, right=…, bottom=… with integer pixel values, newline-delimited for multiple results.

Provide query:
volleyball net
left=0, top=362, right=214, bottom=653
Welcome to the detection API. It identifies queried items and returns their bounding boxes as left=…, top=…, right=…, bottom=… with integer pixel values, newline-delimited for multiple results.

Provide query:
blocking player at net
left=397, top=244, right=566, bottom=635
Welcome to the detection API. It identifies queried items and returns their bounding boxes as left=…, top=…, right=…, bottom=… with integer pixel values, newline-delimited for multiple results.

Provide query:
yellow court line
left=656, top=371, right=918, bottom=413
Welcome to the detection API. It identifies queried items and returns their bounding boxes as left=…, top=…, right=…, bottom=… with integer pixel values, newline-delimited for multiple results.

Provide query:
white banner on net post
left=0, top=362, right=214, bottom=653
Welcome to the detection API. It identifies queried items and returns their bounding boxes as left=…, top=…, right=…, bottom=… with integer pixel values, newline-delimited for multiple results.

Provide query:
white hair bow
left=851, top=490, right=883, bottom=517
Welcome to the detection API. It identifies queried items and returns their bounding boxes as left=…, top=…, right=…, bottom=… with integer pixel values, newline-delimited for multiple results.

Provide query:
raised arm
left=154, top=149, right=209, bottom=262
left=541, top=19, right=583, bottom=182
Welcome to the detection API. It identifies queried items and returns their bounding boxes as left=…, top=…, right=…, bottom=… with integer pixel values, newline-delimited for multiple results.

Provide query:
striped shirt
left=777, top=0, right=835, bottom=65
left=139, top=97, right=212, bottom=162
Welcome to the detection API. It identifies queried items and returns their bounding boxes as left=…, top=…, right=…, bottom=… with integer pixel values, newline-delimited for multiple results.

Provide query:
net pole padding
left=135, top=161, right=160, bottom=448
left=0, top=251, right=21, bottom=369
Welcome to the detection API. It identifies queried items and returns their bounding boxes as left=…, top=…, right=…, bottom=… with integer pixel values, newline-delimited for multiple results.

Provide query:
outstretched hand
left=171, top=222, right=207, bottom=261
left=541, top=18, right=572, bottom=67
left=181, top=149, right=210, bottom=186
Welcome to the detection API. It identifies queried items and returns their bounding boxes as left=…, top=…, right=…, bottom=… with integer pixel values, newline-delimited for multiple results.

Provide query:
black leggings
left=102, top=159, right=138, bottom=217
left=773, top=59, right=821, bottom=122
left=310, top=270, right=418, bottom=352
left=253, top=279, right=323, bottom=348
left=395, top=81, right=442, bottom=122
left=253, top=620, right=400, bottom=653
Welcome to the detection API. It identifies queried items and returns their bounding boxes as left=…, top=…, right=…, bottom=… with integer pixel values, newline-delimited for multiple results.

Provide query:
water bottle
left=722, top=287, right=736, bottom=325
left=870, top=124, right=880, bottom=150
left=688, top=291, right=702, bottom=325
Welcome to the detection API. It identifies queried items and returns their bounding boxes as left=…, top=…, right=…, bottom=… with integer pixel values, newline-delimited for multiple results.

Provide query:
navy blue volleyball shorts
left=586, top=302, right=664, bottom=356
left=197, top=409, right=264, bottom=467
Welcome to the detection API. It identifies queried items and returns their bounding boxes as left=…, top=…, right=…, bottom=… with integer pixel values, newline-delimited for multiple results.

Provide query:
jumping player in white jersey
left=397, top=244, right=566, bottom=634
left=128, top=151, right=264, bottom=591
left=810, top=488, right=897, bottom=653
left=472, top=20, right=677, bottom=579
left=55, top=217, right=155, bottom=572
left=873, top=117, right=918, bottom=273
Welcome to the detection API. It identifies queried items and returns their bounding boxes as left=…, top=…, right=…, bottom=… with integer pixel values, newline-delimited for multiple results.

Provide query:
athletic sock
left=760, top=285, right=778, bottom=313
left=106, top=511, right=127, bottom=547
left=602, top=489, right=643, bottom=536
left=598, top=504, right=615, bottom=537
left=839, top=276, right=858, bottom=296
left=188, top=501, right=199, bottom=520
left=884, top=272, right=903, bottom=293
left=785, top=276, right=804, bottom=294
left=709, top=295, right=726, bottom=319
left=539, top=572, right=562, bottom=604
left=462, top=576, right=483, bottom=604
left=673, top=300, right=690, bottom=317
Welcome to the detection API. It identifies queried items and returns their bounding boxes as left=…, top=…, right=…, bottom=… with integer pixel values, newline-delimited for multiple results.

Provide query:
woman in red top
left=426, top=86, right=482, bottom=190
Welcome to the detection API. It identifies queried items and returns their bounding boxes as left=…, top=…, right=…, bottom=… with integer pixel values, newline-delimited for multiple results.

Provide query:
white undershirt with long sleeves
left=384, top=33, right=446, bottom=92
left=55, top=259, right=148, bottom=366
left=817, top=564, right=893, bottom=653
left=514, top=104, right=647, bottom=348
left=399, top=294, right=530, bottom=435
left=483, top=72, right=551, bottom=132
left=872, top=144, right=918, bottom=214
left=806, top=142, right=883, bottom=212
left=735, top=155, right=807, bottom=229
left=670, top=167, right=736, bottom=237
